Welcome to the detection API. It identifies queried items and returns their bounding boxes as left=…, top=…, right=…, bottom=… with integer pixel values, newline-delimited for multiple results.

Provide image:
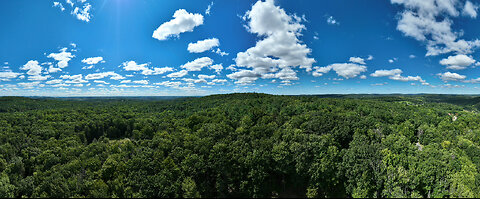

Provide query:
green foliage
left=1, top=93, right=480, bottom=198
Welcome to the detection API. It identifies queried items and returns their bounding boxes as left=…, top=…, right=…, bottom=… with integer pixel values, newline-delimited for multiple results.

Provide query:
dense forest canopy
left=1, top=93, right=480, bottom=197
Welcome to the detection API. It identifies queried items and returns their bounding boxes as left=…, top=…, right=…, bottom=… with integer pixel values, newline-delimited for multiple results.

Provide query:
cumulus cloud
left=437, top=71, right=467, bottom=81
left=349, top=57, right=366, bottom=65
left=0, top=71, right=22, bottom=81
left=133, top=80, right=149, bottom=85
left=154, top=81, right=183, bottom=88
left=198, top=74, right=215, bottom=79
left=371, top=68, right=427, bottom=84
left=82, top=57, right=104, bottom=65
left=47, top=48, right=74, bottom=68
left=142, top=67, right=174, bottom=75
left=60, top=74, right=88, bottom=83
left=121, top=60, right=173, bottom=75
left=439, top=54, right=476, bottom=70
left=154, top=81, right=198, bottom=91
left=313, top=63, right=367, bottom=79
left=28, top=75, right=51, bottom=81
left=209, top=64, right=223, bottom=74
left=20, top=60, right=42, bottom=76
left=51, top=83, right=70, bottom=88
left=152, top=9, right=204, bottom=41
left=85, top=72, right=124, bottom=80
left=167, top=70, right=188, bottom=78
left=72, top=3, right=92, bottom=22
left=370, top=69, right=403, bottom=77
left=211, top=79, right=228, bottom=84
left=18, top=82, right=40, bottom=89
left=463, top=1, right=478, bottom=18
left=230, top=0, right=315, bottom=84
left=94, top=80, right=110, bottom=85
left=391, top=0, right=480, bottom=56
left=48, top=65, right=62, bottom=73
left=214, top=48, right=229, bottom=56
left=389, top=74, right=423, bottom=82
left=45, top=79, right=63, bottom=84
left=188, top=38, right=219, bottom=53
left=181, top=57, right=213, bottom=71
left=53, top=0, right=92, bottom=22
left=227, top=70, right=262, bottom=85
left=122, top=61, right=149, bottom=71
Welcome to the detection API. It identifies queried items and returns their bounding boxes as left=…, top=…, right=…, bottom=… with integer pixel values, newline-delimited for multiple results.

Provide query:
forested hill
left=1, top=93, right=480, bottom=197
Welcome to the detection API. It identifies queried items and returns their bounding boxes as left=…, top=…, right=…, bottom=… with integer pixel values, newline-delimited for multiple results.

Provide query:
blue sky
left=1, top=0, right=480, bottom=96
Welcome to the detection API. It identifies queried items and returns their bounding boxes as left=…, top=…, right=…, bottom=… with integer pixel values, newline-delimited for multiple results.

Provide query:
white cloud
left=53, top=2, right=65, bottom=11
left=409, top=54, right=416, bottom=58
left=28, top=75, right=51, bottom=81
left=392, top=0, right=480, bottom=56
left=154, top=81, right=183, bottom=88
left=121, top=61, right=173, bottom=76
left=47, top=48, right=74, bottom=68
left=60, top=74, right=81, bottom=80
left=439, top=54, right=476, bottom=70
left=388, top=58, right=397, bottom=63
left=0, top=71, right=22, bottom=80
left=94, top=80, right=110, bottom=84
left=18, top=82, right=40, bottom=89
left=51, top=83, right=70, bottom=87
left=120, top=80, right=131, bottom=84
left=327, top=16, right=339, bottom=25
left=181, top=57, right=213, bottom=71
left=231, top=0, right=314, bottom=84
left=142, top=67, right=174, bottom=75
left=360, top=75, right=367, bottom=79
left=370, top=68, right=426, bottom=83
left=198, top=74, right=215, bottom=79
left=53, top=0, right=92, bottom=22
left=85, top=72, right=124, bottom=80
left=167, top=70, right=188, bottom=78
left=48, top=65, right=62, bottom=73
left=188, top=38, right=219, bottom=53
left=46, top=79, right=63, bottom=84
left=20, top=60, right=43, bottom=76
left=66, top=0, right=74, bottom=7
left=227, top=70, right=261, bottom=85
left=313, top=63, right=367, bottom=79
left=60, top=74, right=88, bottom=84
left=272, top=67, right=298, bottom=80
left=133, top=80, right=148, bottom=85
left=463, top=1, right=478, bottom=18
left=226, top=64, right=237, bottom=71
left=152, top=9, right=204, bottom=41
left=349, top=57, right=366, bottom=65
left=370, top=69, right=403, bottom=77
left=209, top=64, right=223, bottom=74
left=214, top=48, right=229, bottom=56
left=389, top=74, right=423, bottom=82
left=82, top=57, right=104, bottom=65
left=205, top=2, right=213, bottom=15
left=72, top=3, right=92, bottom=22
left=122, top=61, right=149, bottom=71
left=211, top=79, right=228, bottom=84
left=437, top=71, right=466, bottom=81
